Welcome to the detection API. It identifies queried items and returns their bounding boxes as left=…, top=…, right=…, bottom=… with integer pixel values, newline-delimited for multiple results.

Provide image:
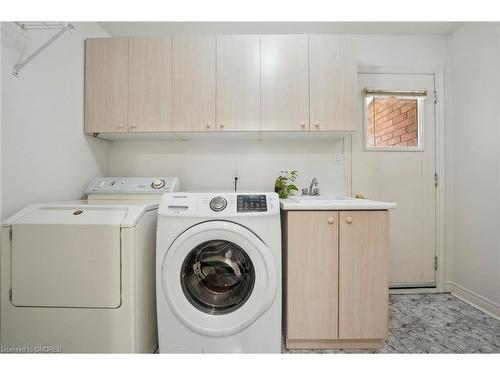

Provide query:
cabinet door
left=217, top=35, right=260, bottom=131
left=129, top=37, right=172, bottom=132
left=173, top=36, right=216, bottom=132
left=309, top=35, right=357, bottom=131
left=339, top=211, right=389, bottom=340
left=287, top=211, right=339, bottom=341
left=261, top=35, right=309, bottom=131
left=85, top=38, right=128, bottom=133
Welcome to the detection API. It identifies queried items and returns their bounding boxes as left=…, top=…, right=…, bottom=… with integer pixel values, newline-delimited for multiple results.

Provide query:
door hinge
left=434, top=256, right=438, bottom=271
left=9, top=228, right=12, bottom=241
left=434, top=173, right=439, bottom=187
left=9, top=289, right=12, bottom=301
left=434, top=90, right=438, bottom=104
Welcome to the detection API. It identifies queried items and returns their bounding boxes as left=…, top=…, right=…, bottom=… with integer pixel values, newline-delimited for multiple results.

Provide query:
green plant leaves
left=274, top=171, right=299, bottom=199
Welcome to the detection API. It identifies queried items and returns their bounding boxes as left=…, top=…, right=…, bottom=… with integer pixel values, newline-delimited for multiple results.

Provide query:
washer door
left=161, top=221, right=277, bottom=337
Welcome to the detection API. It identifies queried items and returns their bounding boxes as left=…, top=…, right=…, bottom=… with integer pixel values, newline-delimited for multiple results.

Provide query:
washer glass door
left=181, top=240, right=255, bottom=315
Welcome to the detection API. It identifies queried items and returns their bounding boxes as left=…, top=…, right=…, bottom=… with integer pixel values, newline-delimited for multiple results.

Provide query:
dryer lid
left=12, top=205, right=128, bottom=226
left=2, top=201, right=159, bottom=228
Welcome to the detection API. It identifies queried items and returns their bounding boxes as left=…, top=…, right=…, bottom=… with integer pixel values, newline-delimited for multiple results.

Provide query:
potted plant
left=274, top=170, right=298, bottom=199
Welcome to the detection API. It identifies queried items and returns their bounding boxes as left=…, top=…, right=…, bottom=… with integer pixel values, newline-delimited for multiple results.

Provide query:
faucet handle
left=313, top=187, right=320, bottom=196
left=301, top=188, right=309, bottom=196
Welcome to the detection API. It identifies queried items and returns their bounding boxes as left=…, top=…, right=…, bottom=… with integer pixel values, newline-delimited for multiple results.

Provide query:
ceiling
left=99, top=22, right=462, bottom=37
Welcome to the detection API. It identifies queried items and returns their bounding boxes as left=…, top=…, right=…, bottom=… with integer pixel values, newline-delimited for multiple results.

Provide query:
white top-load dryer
left=0, top=177, right=178, bottom=353
left=156, top=192, right=281, bottom=353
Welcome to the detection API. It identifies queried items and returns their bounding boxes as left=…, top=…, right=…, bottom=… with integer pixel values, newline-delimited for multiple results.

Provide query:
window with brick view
left=366, top=96, right=419, bottom=148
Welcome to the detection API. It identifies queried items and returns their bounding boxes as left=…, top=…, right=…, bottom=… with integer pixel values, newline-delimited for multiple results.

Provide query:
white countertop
left=280, top=196, right=397, bottom=211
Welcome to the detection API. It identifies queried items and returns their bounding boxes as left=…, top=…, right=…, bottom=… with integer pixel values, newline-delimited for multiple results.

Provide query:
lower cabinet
left=283, top=210, right=389, bottom=349
left=286, top=211, right=339, bottom=341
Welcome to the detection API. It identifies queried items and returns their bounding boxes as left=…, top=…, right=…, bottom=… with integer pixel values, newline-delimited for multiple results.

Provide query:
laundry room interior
left=0, top=1, right=499, bottom=369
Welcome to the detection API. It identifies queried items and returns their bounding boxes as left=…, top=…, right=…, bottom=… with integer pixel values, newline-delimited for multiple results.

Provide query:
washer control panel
left=85, top=177, right=179, bottom=195
left=160, top=192, right=279, bottom=217
left=237, top=194, right=267, bottom=212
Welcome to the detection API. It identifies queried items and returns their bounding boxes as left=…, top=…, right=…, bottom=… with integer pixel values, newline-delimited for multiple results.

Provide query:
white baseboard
left=444, top=282, right=452, bottom=293
left=445, top=281, right=500, bottom=320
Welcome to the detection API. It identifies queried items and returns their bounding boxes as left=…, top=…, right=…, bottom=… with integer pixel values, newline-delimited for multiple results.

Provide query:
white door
left=352, top=73, right=436, bottom=288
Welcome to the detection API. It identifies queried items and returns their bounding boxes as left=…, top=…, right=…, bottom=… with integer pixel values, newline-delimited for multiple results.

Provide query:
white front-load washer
left=0, top=177, right=179, bottom=353
left=156, top=192, right=281, bottom=353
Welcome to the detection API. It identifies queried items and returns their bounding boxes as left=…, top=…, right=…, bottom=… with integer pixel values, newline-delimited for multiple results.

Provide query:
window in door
left=364, top=89, right=427, bottom=151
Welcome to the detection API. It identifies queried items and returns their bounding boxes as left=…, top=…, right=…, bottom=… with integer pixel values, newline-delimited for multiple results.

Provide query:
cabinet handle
left=130, top=123, right=136, bottom=129
left=299, top=122, right=306, bottom=129
left=328, top=217, right=335, bottom=224
left=206, top=123, right=211, bottom=129
left=220, top=122, right=225, bottom=129
left=346, top=216, right=353, bottom=224
left=117, top=124, right=124, bottom=129
left=314, top=122, right=320, bottom=129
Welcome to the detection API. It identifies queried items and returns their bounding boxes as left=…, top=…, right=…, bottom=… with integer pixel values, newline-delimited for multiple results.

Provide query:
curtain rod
left=364, top=88, right=428, bottom=97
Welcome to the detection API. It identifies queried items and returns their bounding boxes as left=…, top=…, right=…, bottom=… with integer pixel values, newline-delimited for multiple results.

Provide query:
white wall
left=109, top=33, right=447, bottom=195
left=445, top=23, right=500, bottom=309
left=109, top=139, right=346, bottom=194
left=356, top=34, right=447, bottom=68
left=99, top=21, right=460, bottom=37
left=1, top=22, right=110, bottom=219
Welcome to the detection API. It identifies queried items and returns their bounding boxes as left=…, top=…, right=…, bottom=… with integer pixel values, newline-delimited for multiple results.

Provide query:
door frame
left=353, top=66, right=446, bottom=293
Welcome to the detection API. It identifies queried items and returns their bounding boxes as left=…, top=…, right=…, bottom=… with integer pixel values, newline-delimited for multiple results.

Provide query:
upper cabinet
left=309, top=35, right=357, bottom=131
left=84, top=34, right=358, bottom=136
left=217, top=35, right=260, bottom=131
left=129, top=37, right=172, bottom=132
left=261, top=35, right=309, bottom=131
left=172, top=36, right=216, bottom=132
left=85, top=38, right=129, bottom=133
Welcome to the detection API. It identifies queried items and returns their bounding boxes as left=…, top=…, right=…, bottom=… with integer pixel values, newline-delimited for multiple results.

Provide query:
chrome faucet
left=302, top=177, right=320, bottom=196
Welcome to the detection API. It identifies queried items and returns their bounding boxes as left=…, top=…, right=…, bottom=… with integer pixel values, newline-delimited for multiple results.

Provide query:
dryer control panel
left=85, top=177, right=179, bottom=195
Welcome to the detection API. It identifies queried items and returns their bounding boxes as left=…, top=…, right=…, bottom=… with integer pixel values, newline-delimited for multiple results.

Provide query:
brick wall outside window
left=367, top=97, right=418, bottom=147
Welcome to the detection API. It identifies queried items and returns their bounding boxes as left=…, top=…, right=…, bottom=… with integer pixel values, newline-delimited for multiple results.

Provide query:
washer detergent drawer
left=11, top=207, right=126, bottom=308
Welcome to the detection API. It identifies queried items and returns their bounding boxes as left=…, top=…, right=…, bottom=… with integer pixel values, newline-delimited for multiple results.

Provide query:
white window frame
left=363, top=89, right=427, bottom=152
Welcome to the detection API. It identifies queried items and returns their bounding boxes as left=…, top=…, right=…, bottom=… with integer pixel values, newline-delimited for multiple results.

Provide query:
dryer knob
left=209, top=196, right=227, bottom=212
left=151, top=179, right=166, bottom=189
